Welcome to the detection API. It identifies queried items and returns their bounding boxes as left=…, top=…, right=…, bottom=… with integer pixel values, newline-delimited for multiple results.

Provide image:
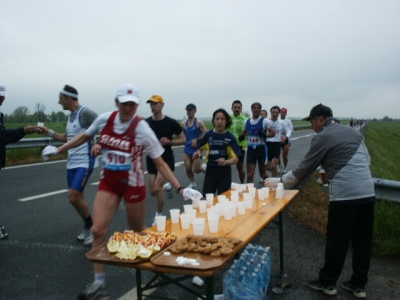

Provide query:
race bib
left=248, top=135, right=262, bottom=148
left=102, top=150, right=133, bottom=171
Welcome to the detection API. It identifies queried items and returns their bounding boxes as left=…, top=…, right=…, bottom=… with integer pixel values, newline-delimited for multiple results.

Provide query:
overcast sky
left=1, top=0, right=400, bottom=120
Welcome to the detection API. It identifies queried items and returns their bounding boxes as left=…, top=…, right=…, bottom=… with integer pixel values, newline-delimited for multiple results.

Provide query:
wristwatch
left=176, top=186, right=184, bottom=193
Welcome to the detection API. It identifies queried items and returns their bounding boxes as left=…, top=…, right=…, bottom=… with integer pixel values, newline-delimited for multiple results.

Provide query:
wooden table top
left=86, top=189, right=299, bottom=277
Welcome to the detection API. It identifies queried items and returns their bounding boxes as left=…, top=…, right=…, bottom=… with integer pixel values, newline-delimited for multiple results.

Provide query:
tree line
left=2, top=103, right=67, bottom=123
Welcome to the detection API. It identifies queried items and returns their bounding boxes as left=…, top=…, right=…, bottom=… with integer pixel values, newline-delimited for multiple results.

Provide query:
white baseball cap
left=0, top=83, right=6, bottom=97
left=116, top=84, right=140, bottom=104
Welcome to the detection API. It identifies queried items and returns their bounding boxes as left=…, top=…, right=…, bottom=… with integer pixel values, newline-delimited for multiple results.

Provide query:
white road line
left=18, top=189, right=69, bottom=202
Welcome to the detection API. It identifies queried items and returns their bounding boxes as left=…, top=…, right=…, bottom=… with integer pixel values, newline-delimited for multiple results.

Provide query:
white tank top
left=66, top=106, right=97, bottom=169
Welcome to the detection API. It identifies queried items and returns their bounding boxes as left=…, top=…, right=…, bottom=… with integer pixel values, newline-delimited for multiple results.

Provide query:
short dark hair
left=231, top=100, right=242, bottom=107
left=212, top=108, right=232, bottom=129
left=270, top=105, right=280, bottom=112
left=251, top=102, right=262, bottom=109
left=303, top=104, right=333, bottom=121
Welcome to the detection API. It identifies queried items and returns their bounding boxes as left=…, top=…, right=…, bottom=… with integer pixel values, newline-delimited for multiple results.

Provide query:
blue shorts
left=67, top=168, right=93, bottom=192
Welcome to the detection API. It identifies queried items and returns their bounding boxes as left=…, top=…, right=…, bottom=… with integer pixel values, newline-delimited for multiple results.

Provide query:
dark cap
left=185, top=103, right=196, bottom=110
left=303, top=104, right=333, bottom=121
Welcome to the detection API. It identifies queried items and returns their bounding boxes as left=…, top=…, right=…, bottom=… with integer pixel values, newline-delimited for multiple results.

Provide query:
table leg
left=205, top=276, right=215, bottom=300
left=278, top=211, right=284, bottom=273
left=136, top=269, right=142, bottom=300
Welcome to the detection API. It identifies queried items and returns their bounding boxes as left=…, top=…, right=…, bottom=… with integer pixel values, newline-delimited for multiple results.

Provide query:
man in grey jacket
left=266, top=104, right=375, bottom=298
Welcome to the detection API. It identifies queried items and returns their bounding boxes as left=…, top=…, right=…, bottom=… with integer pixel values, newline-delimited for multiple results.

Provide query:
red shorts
left=98, top=169, right=146, bottom=203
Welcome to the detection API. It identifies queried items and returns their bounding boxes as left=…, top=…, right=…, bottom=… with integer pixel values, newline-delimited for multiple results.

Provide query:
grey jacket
left=285, top=118, right=375, bottom=201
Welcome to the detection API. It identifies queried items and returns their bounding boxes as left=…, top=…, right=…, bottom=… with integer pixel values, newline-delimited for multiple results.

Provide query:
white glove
left=182, top=188, right=203, bottom=201
left=264, top=177, right=281, bottom=188
left=41, top=145, right=58, bottom=161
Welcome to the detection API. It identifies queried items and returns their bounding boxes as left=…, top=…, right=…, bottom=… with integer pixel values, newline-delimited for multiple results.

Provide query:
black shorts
left=267, top=142, right=281, bottom=161
left=246, top=145, right=267, bottom=165
left=281, top=137, right=290, bottom=148
left=237, top=148, right=246, bottom=163
left=146, top=151, right=175, bottom=175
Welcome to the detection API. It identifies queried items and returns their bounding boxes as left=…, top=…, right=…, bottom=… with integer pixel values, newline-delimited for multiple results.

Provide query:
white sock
left=94, top=273, right=106, bottom=285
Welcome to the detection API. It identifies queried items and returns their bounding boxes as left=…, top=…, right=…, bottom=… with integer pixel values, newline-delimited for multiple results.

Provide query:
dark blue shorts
left=67, top=167, right=93, bottom=192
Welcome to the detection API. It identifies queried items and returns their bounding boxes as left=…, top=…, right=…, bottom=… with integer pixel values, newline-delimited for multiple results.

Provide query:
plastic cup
left=230, top=190, right=238, bottom=198
left=192, top=218, right=205, bottom=236
left=199, top=200, right=207, bottom=213
left=248, top=187, right=256, bottom=198
left=246, top=183, right=254, bottom=190
left=237, top=202, right=246, bottom=215
left=262, top=187, right=270, bottom=199
left=217, top=195, right=227, bottom=203
left=180, top=214, right=191, bottom=229
left=192, top=197, right=200, bottom=209
left=183, top=204, right=193, bottom=213
left=230, top=194, right=239, bottom=203
left=206, top=193, right=214, bottom=205
left=207, top=207, right=218, bottom=216
left=229, top=203, right=237, bottom=218
left=155, top=216, right=166, bottom=231
left=223, top=204, right=233, bottom=220
left=207, top=214, right=219, bottom=233
left=257, top=189, right=265, bottom=200
left=169, top=209, right=180, bottom=224
left=186, top=209, right=197, bottom=223
left=244, top=196, right=254, bottom=209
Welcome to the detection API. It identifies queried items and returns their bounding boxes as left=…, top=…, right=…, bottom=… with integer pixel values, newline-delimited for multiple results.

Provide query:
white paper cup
left=180, top=214, right=191, bottom=229
left=207, top=214, right=219, bottom=233
left=155, top=216, right=166, bottom=231
left=217, top=195, right=227, bottom=203
left=169, top=209, right=180, bottom=224
left=206, top=193, right=214, bottom=206
left=246, top=183, right=254, bottom=190
left=186, top=209, right=197, bottom=223
left=237, top=202, right=246, bottom=215
left=183, top=204, right=193, bottom=213
left=257, top=189, right=265, bottom=200
left=248, top=187, right=256, bottom=198
left=207, top=207, right=218, bottom=216
left=244, top=197, right=254, bottom=209
left=192, top=218, right=205, bottom=236
left=230, top=190, right=239, bottom=198
left=230, top=194, right=239, bottom=203
left=199, top=200, right=207, bottom=213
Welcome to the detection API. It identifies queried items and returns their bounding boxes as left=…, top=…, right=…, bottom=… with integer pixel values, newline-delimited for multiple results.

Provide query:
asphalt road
left=1, top=129, right=399, bottom=300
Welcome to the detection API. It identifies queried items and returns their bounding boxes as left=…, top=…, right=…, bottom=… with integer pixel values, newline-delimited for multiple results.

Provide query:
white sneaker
left=187, top=182, right=197, bottom=189
left=83, top=229, right=93, bottom=246
left=163, top=182, right=173, bottom=199
left=283, top=168, right=287, bottom=174
left=201, top=163, right=207, bottom=173
left=77, top=228, right=90, bottom=242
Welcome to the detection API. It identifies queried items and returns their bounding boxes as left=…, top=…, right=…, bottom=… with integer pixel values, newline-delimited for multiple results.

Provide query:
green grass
left=365, top=122, right=400, bottom=181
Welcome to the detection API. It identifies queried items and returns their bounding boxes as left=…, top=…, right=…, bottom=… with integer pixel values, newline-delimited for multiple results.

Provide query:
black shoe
left=308, top=279, right=337, bottom=295
left=342, top=280, right=366, bottom=298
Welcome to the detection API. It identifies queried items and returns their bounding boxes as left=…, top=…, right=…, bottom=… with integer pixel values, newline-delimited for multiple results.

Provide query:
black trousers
left=319, top=200, right=375, bottom=287
left=202, top=165, right=231, bottom=196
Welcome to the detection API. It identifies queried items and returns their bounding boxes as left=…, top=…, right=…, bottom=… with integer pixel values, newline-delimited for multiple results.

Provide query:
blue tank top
left=245, top=118, right=265, bottom=149
left=184, top=118, right=201, bottom=155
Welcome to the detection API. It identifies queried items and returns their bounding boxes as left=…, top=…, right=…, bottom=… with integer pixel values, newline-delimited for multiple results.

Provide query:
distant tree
left=243, top=111, right=250, bottom=118
left=56, top=111, right=67, bottom=122
left=11, top=106, right=30, bottom=122
left=33, top=103, right=46, bottom=122
left=382, top=116, right=392, bottom=122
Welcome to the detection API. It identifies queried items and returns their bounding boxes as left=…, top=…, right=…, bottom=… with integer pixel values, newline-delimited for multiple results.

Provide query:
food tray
left=150, top=236, right=242, bottom=270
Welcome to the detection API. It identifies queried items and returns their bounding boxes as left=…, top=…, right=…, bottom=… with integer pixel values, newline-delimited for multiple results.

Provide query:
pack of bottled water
left=222, top=244, right=273, bottom=300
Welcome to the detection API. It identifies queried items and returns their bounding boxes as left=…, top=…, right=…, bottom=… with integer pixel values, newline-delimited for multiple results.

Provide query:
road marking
left=18, top=189, right=69, bottom=202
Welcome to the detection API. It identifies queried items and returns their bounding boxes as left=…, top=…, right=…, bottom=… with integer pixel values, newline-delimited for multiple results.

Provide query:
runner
left=260, top=109, right=268, bottom=118
left=145, top=95, right=185, bottom=226
left=240, top=102, right=274, bottom=184
left=266, top=106, right=290, bottom=177
left=228, top=100, right=248, bottom=183
left=279, top=107, right=293, bottom=173
left=193, top=108, right=241, bottom=195
left=181, top=103, right=208, bottom=189
left=38, top=85, right=98, bottom=245
left=41, top=84, right=200, bottom=299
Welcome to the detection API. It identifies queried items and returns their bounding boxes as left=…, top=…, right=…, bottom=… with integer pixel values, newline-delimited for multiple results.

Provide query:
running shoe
left=342, top=281, right=366, bottom=298
left=0, top=232, right=8, bottom=239
left=163, top=182, right=173, bottom=199
left=187, top=182, right=197, bottom=189
left=78, top=282, right=109, bottom=300
left=283, top=168, right=287, bottom=174
left=83, top=229, right=94, bottom=246
left=77, top=228, right=91, bottom=243
left=308, top=279, right=337, bottom=295
left=0, top=225, right=5, bottom=232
